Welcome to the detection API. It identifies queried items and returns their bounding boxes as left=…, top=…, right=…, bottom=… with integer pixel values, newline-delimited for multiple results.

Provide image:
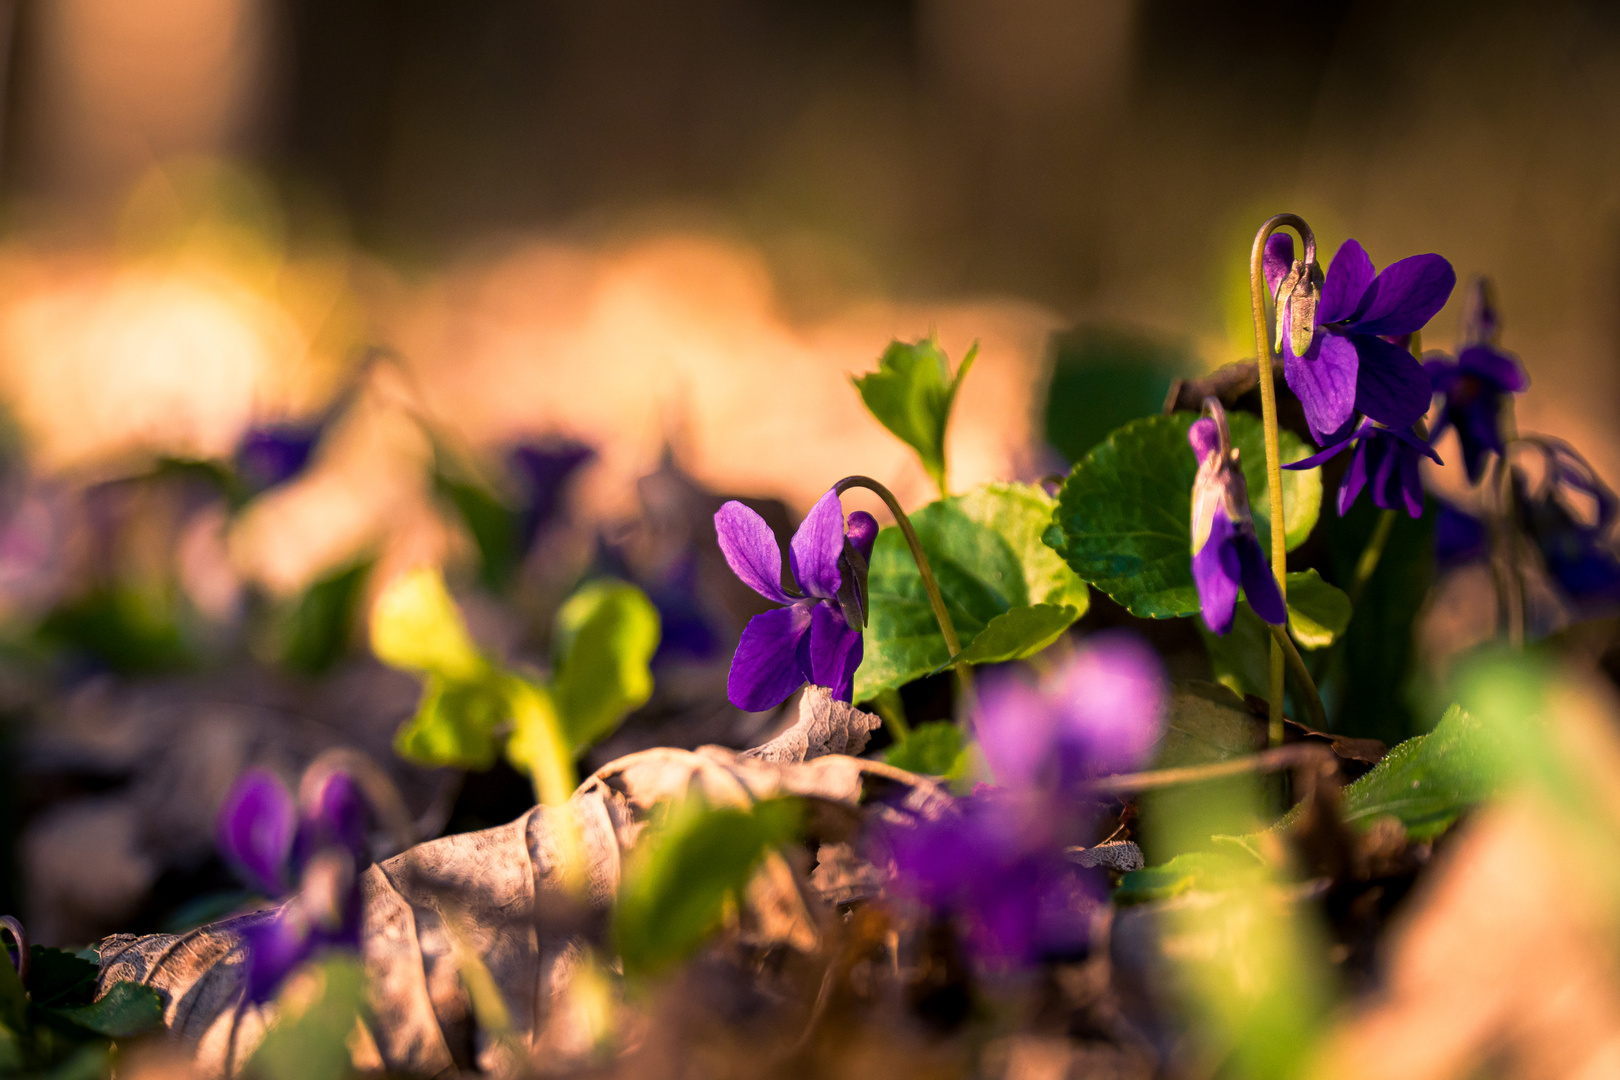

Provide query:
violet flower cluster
left=715, top=488, right=876, bottom=711
left=1424, top=280, right=1529, bottom=484
left=877, top=635, right=1166, bottom=966
left=1267, top=234, right=1454, bottom=446
left=216, top=767, right=369, bottom=1002
left=1187, top=407, right=1286, bottom=635
left=1284, top=420, right=1443, bottom=520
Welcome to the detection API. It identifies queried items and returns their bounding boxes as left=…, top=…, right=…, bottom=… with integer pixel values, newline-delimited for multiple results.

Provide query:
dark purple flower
left=217, top=767, right=369, bottom=1002
left=714, top=488, right=876, bottom=710
left=1284, top=420, right=1443, bottom=519
left=235, top=422, right=323, bottom=494
left=508, top=439, right=596, bottom=550
left=879, top=792, right=1103, bottom=965
left=974, top=633, right=1166, bottom=789
left=1425, top=351, right=1528, bottom=485
left=1188, top=410, right=1287, bottom=634
left=1434, top=499, right=1490, bottom=568
left=1516, top=440, right=1620, bottom=607
left=1266, top=235, right=1455, bottom=445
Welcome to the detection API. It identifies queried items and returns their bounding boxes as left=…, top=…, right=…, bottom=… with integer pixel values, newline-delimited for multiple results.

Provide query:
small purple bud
left=294, top=768, right=369, bottom=872
left=845, top=511, right=878, bottom=562
left=1188, top=418, right=1220, bottom=464
left=1263, top=233, right=1294, bottom=299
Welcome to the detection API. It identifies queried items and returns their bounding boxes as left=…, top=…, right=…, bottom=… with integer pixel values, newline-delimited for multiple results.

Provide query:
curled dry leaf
left=95, top=707, right=942, bottom=1078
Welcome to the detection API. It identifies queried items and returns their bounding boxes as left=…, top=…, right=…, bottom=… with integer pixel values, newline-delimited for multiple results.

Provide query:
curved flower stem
left=1494, top=404, right=1526, bottom=649
left=1249, top=213, right=1316, bottom=746
left=834, top=475, right=974, bottom=722
left=1268, top=623, right=1328, bottom=731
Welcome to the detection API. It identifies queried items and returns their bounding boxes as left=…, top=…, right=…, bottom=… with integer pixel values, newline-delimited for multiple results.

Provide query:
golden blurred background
left=0, top=0, right=1615, bottom=592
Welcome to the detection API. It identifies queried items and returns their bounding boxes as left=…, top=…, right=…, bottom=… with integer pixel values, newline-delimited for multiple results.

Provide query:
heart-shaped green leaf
left=1338, top=703, right=1504, bottom=840
left=1043, top=411, right=1321, bottom=619
left=49, top=982, right=164, bottom=1039
left=1283, top=569, right=1351, bottom=649
left=855, top=482, right=1090, bottom=701
left=852, top=338, right=976, bottom=495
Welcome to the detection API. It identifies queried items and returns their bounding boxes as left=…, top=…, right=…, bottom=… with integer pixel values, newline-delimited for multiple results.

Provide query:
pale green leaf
left=851, top=338, right=976, bottom=493
left=551, top=580, right=661, bottom=752
left=369, top=567, right=487, bottom=682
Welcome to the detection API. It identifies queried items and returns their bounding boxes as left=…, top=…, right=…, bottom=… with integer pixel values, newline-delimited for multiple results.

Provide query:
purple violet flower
left=880, top=793, right=1102, bottom=965
left=508, top=439, right=596, bottom=550
left=236, top=422, right=324, bottom=494
left=1188, top=410, right=1287, bottom=635
left=1434, top=498, right=1490, bottom=568
left=877, top=639, right=1162, bottom=966
left=974, top=633, right=1167, bottom=788
left=1515, top=440, right=1620, bottom=607
left=714, top=488, right=876, bottom=710
left=1423, top=281, right=1528, bottom=484
left=217, top=767, right=369, bottom=1002
left=1283, top=420, right=1443, bottom=519
left=1265, top=234, right=1455, bottom=446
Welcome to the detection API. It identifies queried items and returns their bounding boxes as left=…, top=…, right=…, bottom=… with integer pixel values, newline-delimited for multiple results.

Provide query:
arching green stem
left=834, top=475, right=975, bottom=722
left=1249, top=214, right=1317, bottom=746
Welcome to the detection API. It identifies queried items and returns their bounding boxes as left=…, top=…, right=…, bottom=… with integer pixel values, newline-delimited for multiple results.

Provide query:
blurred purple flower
left=508, top=439, right=596, bottom=550
left=880, top=793, right=1102, bottom=966
left=1266, top=235, right=1454, bottom=445
left=1424, top=282, right=1528, bottom=484
left=217, top=767, right=369, bottom=1002
left=1516, top=440, right=1620, bottom=608
left=1284, top=420, right=1442, bottom=519
left=974, top=633, right=1166, bottom=789
left=1188, top=411, right=1286, bottom=634
left=714, top=488, right=876, bottom=710
left=1434, top=499, right=1490, bottom=568
left=235, top=422, right=323, bottom=494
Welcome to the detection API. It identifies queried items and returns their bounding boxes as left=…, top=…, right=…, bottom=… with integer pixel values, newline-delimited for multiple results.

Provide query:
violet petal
left=1349, top=254, right=1456, bottom=337
left=1339, top=438, right=1371, bottom=516
left=714, top=501, right=792, bottom=604
left=1235, top=533, right=1286, bottom=625
left=726, top=603, right=815, bottom=711
left=805, top=601, right=863, bottom=702
left=789, top=488, right=848, bottom=600
left=1284, top=332, right=1359, bottom=444
left=1350, top=334, right=1433, bottom=430
left=1319, top=240, right=1377, bottom=324
left=1263, top=233, right=1295, bottom=297
left=218, top=769, right=296, bottom=897
left=1193, top=509, right=1241, bottom=634
left=1457, top=344, right=1529, bottom=392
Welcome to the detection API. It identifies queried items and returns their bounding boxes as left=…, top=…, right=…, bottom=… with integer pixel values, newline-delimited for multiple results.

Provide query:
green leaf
left=855, top=482, right=1089, bottom=701
left=885, top=721, right=966, bottom=777
left=1152, top=681, right=1260, bottom=769
left=1338, top=704, right=1505, bottom=840
left=946, top=603, right=1079, bottom=666
left=613, top=796, right=802, bottom=979
left=1198, top=572, right=1352, bottom=700
left=851, top=337, right=976, bottom=494
left=1043, top=412, right=1321, bottom=619
left=392, top=675, right=510, bottom=769
left=434, top=471, right=523, bottom=595
left=49, top=982, right=163, bottom=1039
left=276, top=557, right=374, bottom=677
left=1325, top=499, right=1435, bottom=744
left=246, top=955, right=367, bottom=1080
left=1113, top=849, right=1260, bottom=905
left=25, top=948, right=98, bottom=1008
left=369, top=567, right=488, bottom=682
left=0, top=939, right=25, bottom=1033
left=551, top=580, right=660, bottom=752
left=1281, top=569, right=1351, bottom=649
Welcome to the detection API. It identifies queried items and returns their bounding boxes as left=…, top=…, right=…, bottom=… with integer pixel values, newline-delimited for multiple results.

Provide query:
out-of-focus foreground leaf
left=613, top=796, right=802, bottom=979
left=884, top=720, right=966, bottom=778
left=245, top=955, right=367, bottom=1080
left=551, top=579, right=660, bottom=752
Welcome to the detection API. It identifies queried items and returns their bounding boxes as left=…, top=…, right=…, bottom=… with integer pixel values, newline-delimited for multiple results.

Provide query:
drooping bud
left=835, top=510, right=877, bottom=629
left=1272, top=255, right=1323, bottom=357
left=1462, top=276, right=1500, bottom=347
left=1188, top=398, right=1255, bottom=555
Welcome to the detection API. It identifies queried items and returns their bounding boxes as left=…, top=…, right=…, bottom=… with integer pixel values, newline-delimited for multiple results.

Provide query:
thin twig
left=1076, top=742, right=1333, bottom=798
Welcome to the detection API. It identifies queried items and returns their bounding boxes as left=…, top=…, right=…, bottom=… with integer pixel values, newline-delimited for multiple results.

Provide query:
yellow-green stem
left=1249, top=214, right=1314, bottom=745
left=834, top=475, right=974, bottom=724
left=1269, top=623, right=1328, bottom=731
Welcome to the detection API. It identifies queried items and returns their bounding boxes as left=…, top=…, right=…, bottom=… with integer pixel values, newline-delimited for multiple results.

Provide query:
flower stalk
left=834, top=474, right=974, bottom=721
left=1249, top=214, right=1318, bottom=745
